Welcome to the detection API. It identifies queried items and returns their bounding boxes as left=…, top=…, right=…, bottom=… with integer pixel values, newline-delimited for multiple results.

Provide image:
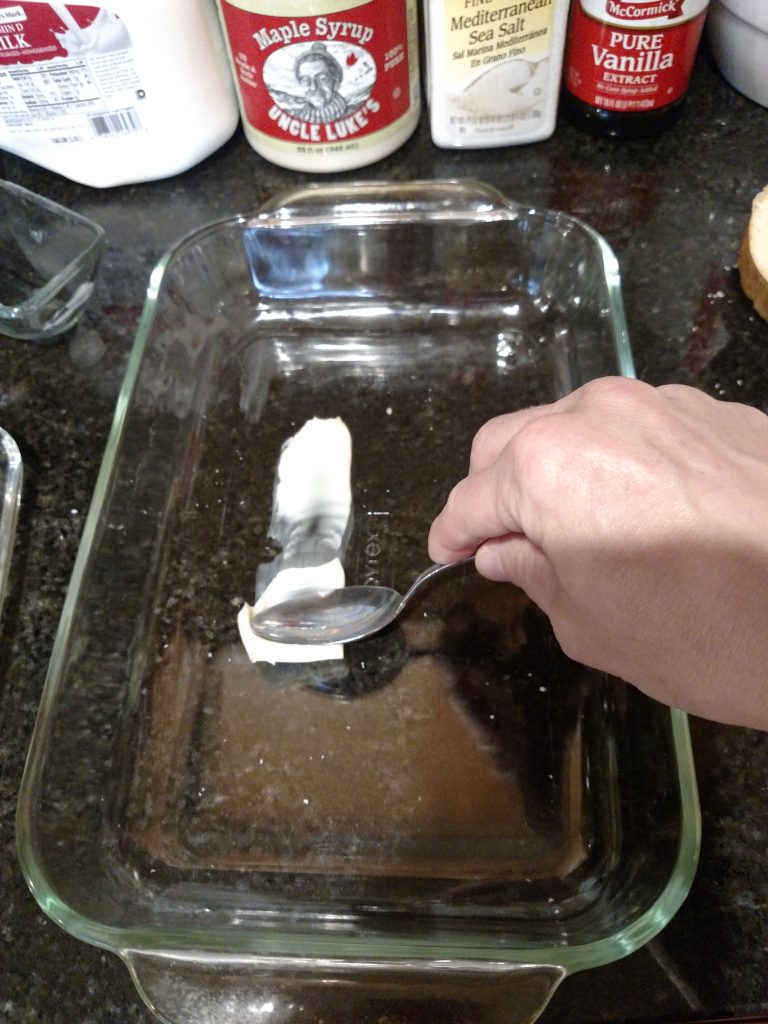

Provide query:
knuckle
left=657, top=382, right=693, bottom=402
left=468, top=430, right=492, bottom=473
left=579, top=374, right=647, bottom=410
left=445, top=479, right=462, bottom=508
left=510, top=417, right=570, bottom=496
left=442, top=478, right=469, bottom=522
left=468, top=414, right=510, bottom=472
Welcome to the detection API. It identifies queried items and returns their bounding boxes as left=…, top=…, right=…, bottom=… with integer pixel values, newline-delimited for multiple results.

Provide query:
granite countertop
left=1, top=48, right=768, bottom=1024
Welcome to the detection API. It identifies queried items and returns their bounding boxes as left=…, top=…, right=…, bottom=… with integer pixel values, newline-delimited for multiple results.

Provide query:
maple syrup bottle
left=215, top=0, right=421, bottom=171
left=561, top=0, right=712, bottom=139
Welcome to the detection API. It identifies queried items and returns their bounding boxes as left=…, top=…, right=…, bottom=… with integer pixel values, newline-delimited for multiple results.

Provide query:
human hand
left=428, top=377, right=768, bottom=729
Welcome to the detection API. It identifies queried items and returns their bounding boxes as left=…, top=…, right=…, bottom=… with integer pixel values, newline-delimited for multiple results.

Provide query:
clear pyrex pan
left=1, top=426, right=22, bottom=624
left=17, top=181, right=699, bottom=1024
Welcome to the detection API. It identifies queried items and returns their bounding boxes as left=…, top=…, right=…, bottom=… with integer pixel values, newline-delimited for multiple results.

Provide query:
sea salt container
left=0, top=1, right=239, bottom=187
left=423, top=0, right=570, bottom=147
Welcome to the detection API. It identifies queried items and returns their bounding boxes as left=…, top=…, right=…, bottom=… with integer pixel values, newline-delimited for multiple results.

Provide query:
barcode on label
left=88, top=108, right=142, bottom=137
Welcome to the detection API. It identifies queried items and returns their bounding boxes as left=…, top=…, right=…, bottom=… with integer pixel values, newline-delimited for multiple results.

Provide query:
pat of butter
left=239, top=417, right=352, bottom=665
left=238, top=559, right=345, bottom=664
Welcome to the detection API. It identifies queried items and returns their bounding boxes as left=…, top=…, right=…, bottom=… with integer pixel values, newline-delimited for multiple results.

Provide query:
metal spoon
left=249, top=557, right=474, bottom=645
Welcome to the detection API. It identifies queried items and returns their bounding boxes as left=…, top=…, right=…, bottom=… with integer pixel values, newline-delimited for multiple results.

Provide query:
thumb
left=475, top=534, right=558, bottom=612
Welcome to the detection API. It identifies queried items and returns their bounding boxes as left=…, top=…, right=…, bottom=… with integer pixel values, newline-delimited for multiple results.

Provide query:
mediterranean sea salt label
left=423, top=0, right=571, bottom=148
left=215, top=0, right=421, bottom=171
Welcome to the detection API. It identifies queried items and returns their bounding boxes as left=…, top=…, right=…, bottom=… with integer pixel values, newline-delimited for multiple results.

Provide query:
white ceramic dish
left=708, top=0, right=768, bottom=108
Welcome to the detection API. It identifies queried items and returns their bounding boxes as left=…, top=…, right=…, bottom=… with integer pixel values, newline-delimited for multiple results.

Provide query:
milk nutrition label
left=0, top=3, right=145, bottom=146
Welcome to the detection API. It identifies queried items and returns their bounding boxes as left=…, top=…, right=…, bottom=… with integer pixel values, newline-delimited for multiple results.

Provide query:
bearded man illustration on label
left=295, top=42, right=349, bottom=124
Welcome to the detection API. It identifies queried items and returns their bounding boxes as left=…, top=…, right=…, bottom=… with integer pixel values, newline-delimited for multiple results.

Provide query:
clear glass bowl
left=0, top=179, right=105, bottom=341
left=0, top=426, right=22, bottom=623
left=16, top=181, right=700, bottom=1024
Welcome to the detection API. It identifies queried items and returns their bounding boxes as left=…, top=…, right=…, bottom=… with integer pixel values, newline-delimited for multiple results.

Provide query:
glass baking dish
left=16, top=180, right=700, bottom=1024
left=0, top=425, right=22, bottom=624
left=0, top=179, right=105, bottom=341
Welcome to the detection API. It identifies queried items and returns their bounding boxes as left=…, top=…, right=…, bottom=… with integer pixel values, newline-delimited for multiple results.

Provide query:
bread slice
left=738, top=185, right=768, bottom=320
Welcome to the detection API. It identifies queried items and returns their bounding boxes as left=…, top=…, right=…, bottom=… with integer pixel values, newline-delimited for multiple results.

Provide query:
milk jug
left=0, top=1, right=239, bottom=186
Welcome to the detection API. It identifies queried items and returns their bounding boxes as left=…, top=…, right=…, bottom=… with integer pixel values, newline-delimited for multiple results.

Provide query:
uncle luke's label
left=565, top=0, right=710, bottom=113
left=218, top=0, right=417, bottom=151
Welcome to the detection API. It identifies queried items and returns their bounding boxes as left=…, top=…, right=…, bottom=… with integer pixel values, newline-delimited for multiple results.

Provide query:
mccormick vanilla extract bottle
left=215, top=0, right=421, bottom=171
left=561, top=0, right=712, bottom=138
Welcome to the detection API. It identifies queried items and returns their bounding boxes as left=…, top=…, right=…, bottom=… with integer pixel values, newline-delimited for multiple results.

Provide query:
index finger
left=428, top=456, right=524, bottom=563
left=468, top=405, right=553, bottom=474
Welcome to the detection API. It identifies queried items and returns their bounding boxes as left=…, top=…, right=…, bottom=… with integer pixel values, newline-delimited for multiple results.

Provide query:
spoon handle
left=401, top=556, right=475, bottom=603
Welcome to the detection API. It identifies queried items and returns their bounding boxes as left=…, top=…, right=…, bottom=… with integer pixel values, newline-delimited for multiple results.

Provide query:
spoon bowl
left=249, top=558, right=474, bottom=645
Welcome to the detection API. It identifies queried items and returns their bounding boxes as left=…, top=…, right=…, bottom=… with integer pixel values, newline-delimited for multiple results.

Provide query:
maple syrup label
left=218, top=0, right=416, bottom=148
left=565, top=0, right=709, bottom=113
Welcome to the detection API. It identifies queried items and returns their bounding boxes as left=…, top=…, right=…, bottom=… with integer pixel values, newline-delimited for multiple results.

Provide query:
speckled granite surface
left=1, top=48, right=768, bottom=1024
